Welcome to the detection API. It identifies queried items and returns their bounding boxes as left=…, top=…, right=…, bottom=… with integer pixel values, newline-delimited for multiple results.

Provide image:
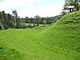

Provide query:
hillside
left=34, top=11, right=80, bottom=60
left=37, top=11, right=80, bottom=52
left=0, top=11, right=80, bottom=60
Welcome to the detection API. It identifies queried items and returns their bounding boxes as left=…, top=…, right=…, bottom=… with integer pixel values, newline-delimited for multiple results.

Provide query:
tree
left=30, top=17, right=34, bottom=23
left=34, top=15, right=42, bottom=26
left=64, top=0, right=80, bottom=11
left=25, top=16, right=30, bottom=23
left=12, top=10, right=18, bottom=27
left=1, top=11, right=9, bottom=29
left=12, top=10, right=21, bottom=28
left=74, top=0, right=80, bottom=11
left=12, top=10, right=18, bottom=18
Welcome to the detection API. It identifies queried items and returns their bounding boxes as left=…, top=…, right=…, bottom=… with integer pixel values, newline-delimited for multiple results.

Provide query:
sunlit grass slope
left=36, top=11, right=80, bottom=60
left=0, top=11, right=80, bottom=60
left=37, top=11, right=80, bottom=52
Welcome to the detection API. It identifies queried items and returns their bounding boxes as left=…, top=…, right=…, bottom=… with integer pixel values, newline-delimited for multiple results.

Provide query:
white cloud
left=0, top=0, right=40, bottom=9
left=0, top=0, right=65, bottom=17
left=19, top=4, right=64, bottom=17
left=0, top=0, right=42, bottom=17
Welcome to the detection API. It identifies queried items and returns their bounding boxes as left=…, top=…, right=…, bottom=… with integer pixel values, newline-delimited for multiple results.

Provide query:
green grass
left=0, top=44, right=25, bottom=60
left=20, top=23, right=45, bottom=27
left=0, top=11, right=80, bottom=60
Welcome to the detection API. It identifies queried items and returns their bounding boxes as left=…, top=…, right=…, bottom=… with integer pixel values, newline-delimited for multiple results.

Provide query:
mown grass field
left=0, top=11, right=80, bottom=60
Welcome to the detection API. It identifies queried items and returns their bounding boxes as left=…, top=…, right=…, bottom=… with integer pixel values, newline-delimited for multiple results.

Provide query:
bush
left=27, top=25, right=33, bottom=28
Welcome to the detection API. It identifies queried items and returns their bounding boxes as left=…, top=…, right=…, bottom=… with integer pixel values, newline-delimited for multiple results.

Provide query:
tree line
left=0, top=10, right=62, bottom=29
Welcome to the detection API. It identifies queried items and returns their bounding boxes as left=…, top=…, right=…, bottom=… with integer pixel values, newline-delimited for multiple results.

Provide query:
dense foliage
left=62, top=0, right=80, bottom=14
left=0, top=11, right=16, bottom=29
left=0, top=10, right=62, bottom=29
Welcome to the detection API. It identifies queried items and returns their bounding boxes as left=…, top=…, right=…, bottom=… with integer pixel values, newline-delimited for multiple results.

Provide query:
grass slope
left=0, top=11, right=80, bottom=60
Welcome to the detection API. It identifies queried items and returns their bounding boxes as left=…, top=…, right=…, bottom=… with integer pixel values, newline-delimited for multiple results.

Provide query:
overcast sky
left=0, top=0, right=65, bottom=17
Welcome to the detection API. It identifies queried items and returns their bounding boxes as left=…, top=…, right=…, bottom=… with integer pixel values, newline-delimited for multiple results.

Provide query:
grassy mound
left=35, top=11, right=80, bottom=60
left=38, top=11, right=80, bottom=52
left=0, top=11, right=80, bottom=60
